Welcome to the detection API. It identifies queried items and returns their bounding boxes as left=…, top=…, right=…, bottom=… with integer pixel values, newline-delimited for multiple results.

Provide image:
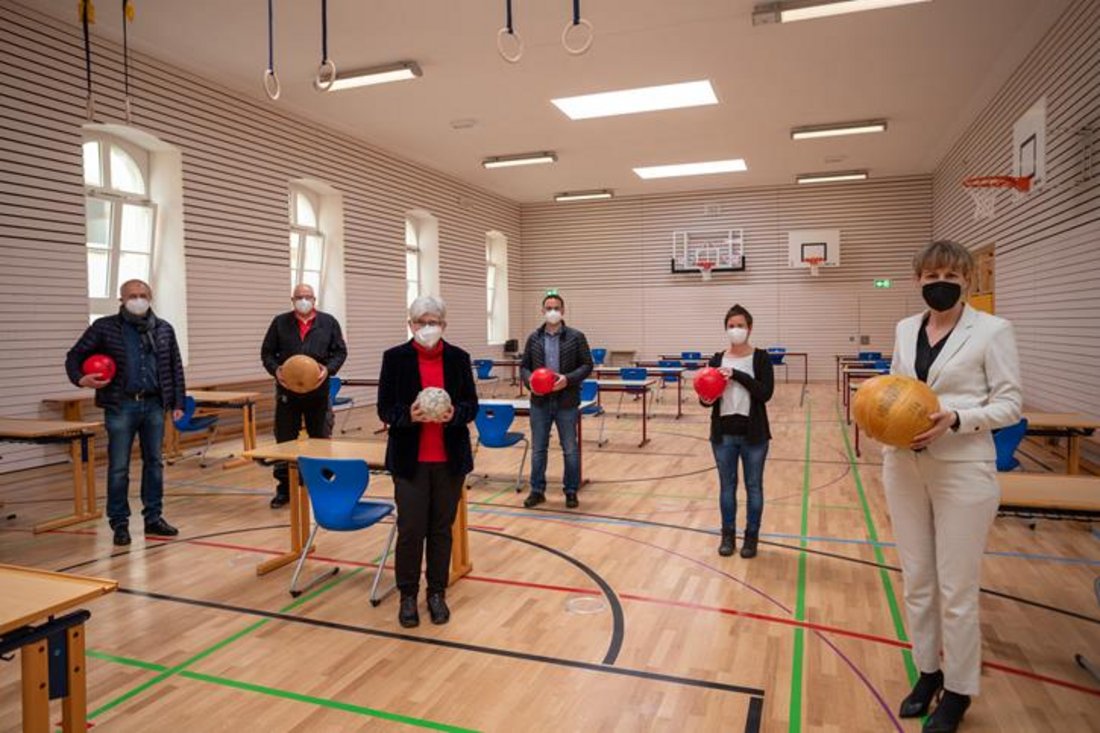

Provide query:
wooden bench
left=998, top=472, right=1100, bottom=514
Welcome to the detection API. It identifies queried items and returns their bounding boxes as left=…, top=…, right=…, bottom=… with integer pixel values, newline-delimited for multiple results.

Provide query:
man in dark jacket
left=520, top=293, right=593, bottom=509
left=65, top=279, right=186, bottom=546
left=260, top=283, right=347, bottom=508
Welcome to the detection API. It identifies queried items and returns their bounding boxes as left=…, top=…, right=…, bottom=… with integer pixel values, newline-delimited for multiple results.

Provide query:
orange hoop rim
left=962, top=175, right=1031, bottom=193
left=804, top=257, right=824, bottom=266
left=697, top=260, right=715, bottom=270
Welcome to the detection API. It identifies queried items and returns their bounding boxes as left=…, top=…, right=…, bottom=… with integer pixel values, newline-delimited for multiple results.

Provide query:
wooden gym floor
left=2, top=382, right=1098, bottom=731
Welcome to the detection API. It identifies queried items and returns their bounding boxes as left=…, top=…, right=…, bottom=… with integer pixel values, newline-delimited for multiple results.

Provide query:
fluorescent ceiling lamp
left=482, top=152, right=558, bottom=169
left=554, top=190, right=613, bottom=202
left=634, top=158, right=747, bottom=180
left=552, top=80, right=718, bottom=121
left=754, top=0, right=931, bottom=24
left=327, top=61, right=422, bottom=91
left=796, top=170, right=869, bottom=184
left=791, top=120, right=887, bottom=140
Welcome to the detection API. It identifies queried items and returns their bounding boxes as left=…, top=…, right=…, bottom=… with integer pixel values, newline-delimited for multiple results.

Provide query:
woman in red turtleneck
left=377, top=296, right=479, bottom=629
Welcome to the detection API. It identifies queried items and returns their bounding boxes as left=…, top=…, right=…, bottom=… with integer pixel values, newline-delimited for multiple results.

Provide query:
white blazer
left=888, top=305, right=1022, bottom=462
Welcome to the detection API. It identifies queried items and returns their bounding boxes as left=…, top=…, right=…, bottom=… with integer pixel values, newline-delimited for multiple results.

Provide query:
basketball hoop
left=962, top=176, right=1031, bottom=220
left=698, top=261, right=715, bottom=281
left=805, top=257, right=824, bottom=277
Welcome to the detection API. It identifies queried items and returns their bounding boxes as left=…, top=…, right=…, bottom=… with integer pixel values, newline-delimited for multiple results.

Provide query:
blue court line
left=470, top=507, right=1100, bottom=567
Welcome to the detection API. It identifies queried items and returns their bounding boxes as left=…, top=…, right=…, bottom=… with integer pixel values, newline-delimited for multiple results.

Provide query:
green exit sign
left=874, top=279, right=892, bottom=289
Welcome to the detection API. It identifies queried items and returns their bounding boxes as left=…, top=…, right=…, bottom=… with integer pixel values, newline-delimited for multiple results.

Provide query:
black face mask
left=922, top=281, right=962, bottom=312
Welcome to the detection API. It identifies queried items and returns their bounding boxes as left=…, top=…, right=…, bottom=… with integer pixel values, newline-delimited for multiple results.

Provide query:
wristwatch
left=950, top=411, right=961, bottom=432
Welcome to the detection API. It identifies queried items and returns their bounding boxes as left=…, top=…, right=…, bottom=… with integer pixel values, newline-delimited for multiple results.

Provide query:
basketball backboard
left=1013, top=97, right=1046, bottom=189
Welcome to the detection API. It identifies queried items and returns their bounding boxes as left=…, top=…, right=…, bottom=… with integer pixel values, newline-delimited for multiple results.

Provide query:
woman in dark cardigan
left=700, top=304, right=775, bottom=559
left=377, top=295, right=478, bottom=628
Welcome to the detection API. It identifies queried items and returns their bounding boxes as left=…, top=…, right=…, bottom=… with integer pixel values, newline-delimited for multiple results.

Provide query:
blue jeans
left=104, top=399, right=166, bottom=527
left=711, top=434, right=769, bottom=532
left=529, top=399, right=580, bottom=495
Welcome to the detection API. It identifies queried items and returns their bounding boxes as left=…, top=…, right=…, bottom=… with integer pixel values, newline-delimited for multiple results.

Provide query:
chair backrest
left=298, top=457, right=371, bottom=530
left=173, top=395, right=198, bottom=429
left=473, top=359, right=495, bottom=379
left=657, top=360, right=680, bottom=382
left=873, top=359, right=891, bottom=372
left=858, top=351, right=882, bottom=361
left=682, top=351, right=702, bottom=360
left=580, top=380, right=599, bottom=402
left=476, top=404, right=517, bottom=446
left=767, top=346, right=787, bottom=365
left=619, top=367, right=647, bottom=381
left=992, top=418, right=1028, bottom=472
left=503, top=338, right=519, bottom=354
left=591, top=348, right=607, bottom=365
left=328, top=376, right=343, bottom=405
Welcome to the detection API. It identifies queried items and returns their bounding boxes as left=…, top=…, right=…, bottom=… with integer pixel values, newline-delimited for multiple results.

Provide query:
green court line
left=481, top=485, right=514, bottom=505
left=788, top=401, right=812, bottom=732
left=835, top=403, right=918, bottom=686
left=88, top=650, right=478, bottom=732
left=89, top=568, right=363, bottom=721
left=769, top=502, right=861, bottom=511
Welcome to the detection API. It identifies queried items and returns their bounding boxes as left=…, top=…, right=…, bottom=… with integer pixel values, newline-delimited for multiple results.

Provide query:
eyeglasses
left=413, top=319, right=443, bottom=327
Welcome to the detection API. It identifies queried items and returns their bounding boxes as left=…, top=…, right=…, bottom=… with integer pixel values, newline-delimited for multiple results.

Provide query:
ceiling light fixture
left=791, top=120, right=887, bottom=140
left=482, top=152, right=558, bottom=169
left=552, top=80, right=718, bottom=120
left=554, top=190, right=614, bottom=202
left=796, top=170, right=869, bottom=184
left=634, top=158, right=747, bottom=180
left=326, top=61, right=422, bottom=91
left=753, top=0, right=931, bottom=25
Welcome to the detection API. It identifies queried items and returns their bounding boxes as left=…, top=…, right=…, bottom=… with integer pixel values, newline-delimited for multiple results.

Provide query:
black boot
left=923, top=690, right=970, bottom=733
left=398, top=595, right=419, bottom=628
left=899, top=670, right=944, bottom=718
left=718, top=528, right=736, bottom=556
left=740, top=530, right=759, bottom=558
left=427, top=592, right=450, bottom=625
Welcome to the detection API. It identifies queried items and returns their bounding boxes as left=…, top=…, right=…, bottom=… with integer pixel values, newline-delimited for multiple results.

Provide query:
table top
left=0, top=417, right=102, bottom=439
left=595, top=378, right=658, bottom=388
left=339, top=378, right=380, bottom=387
left=244, top=438, right=387, bottom=466
left=1022, top=412, right=1100, bottom=431
left=479, top=399, right=597, bottom=413
left=595, top=366, right=686, bottom=375
left=189, top=390, right=261, bottom=404
left=0, top=564, right=117, bottom=636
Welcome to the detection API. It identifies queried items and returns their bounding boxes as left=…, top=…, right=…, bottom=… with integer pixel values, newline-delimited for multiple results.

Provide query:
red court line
left=42, top=529, right=1100, bottom=699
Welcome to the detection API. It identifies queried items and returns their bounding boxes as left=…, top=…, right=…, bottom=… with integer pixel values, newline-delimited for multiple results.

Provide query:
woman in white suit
left=884, top=241, right=1022, bottom=733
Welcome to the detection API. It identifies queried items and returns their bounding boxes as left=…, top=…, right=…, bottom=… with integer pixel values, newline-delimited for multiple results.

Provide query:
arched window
left=83, top=134, right=155, bottom=321
left=486, top=231, right=509, bottom=344
left=289, top=186, right=324, bottom=297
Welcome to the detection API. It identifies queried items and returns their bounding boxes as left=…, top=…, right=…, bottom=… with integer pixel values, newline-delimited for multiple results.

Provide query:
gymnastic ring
left=263, top=69, right=281, bottom=101
left=314, top=59, right=336, bottom=92
left=562, top=18, right=593, bottom=55
left=497, top=26, right=524, bottom=64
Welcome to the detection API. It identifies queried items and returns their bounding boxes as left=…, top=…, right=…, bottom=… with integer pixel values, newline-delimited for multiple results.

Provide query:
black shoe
left=900, top=670, right=945, bottom=718
left=398, top=595, right=419, bottom=628
left=523, top=493, right=546, bottom=508
left=565, top=493, right=579, bottom=509
left=740, top=530, right=759, bottom=559
left=923, top=691, right=970, bottom=733
left=427, top=592, right=450, bottom=625
left=270, top=494, right=289, bottom=509
left=112, top=525, right=131, bottom=546
left=718, top=529, right=736, bottom=557
left=144, top=518, right=179, bottom=537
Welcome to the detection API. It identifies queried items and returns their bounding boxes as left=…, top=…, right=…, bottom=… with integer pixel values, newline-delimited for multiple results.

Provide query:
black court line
left=472, top=527, right=625, bottom=666
left=507, top=505, right=1100, bottom=626
left=114, top=586, right=766, bottom=699
left=745, top=696, right=764, bottom=733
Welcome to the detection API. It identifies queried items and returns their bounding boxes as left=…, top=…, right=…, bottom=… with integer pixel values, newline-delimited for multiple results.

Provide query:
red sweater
left=414, top=340, right=447, bottom=462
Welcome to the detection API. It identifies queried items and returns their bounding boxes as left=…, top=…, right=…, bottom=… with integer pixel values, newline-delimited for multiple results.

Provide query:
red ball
left=530, top=367, right=558, bottom=396
left=82, top=354, right=117, bottom=382
left=693, top=367, right=727, bottom=402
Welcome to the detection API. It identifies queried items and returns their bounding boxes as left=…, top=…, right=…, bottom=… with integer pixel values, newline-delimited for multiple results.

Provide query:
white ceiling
left=33, top=0, right=1068, bottom=203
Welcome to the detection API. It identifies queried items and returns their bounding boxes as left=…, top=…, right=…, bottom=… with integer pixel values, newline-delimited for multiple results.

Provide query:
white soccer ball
left=415, top=387, right=452, bottom=421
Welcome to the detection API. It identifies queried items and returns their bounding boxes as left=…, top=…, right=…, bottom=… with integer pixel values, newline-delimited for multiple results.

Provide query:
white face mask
left=294, top=298, right=314, bottom=315
left=414, top=325, right=443, bottom=348
left=124, top=298, right=150, bottom=316
left=544, top=309, right=562, bottom=325
left=727, top=327, right=749, bottom=345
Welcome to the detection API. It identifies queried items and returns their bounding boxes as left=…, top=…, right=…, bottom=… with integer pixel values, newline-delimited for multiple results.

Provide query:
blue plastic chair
left=328, top=376, right=360, bottom=434
left=872, top=359, right=891, bottom=373
left=170, top=395, right=219, bottom=467
left=767, top=347, right=787, bottom=366
left=655, top=360, right=680, bottom=403
left=858, top=351, right=882, bottom=361
left=293, top=457, right=397, bottom=603
left=992, top=418, right=1029, bottom=472
left=580, top=380, right=608, bottom=447
left=591, top=348, right=608, bottom=366
left=617, top=367, right=649, bottom=415
left=475, top=404, right=529, bottom=492
left=472, top=359, right=501, bottom=396
left=681, top=351, right=703, bottom=361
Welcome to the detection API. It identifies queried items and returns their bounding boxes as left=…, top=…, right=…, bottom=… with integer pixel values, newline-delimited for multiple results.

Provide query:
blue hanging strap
left=573, top=0, right=580, bottom=25
left=497, top=0, right=523, bottom=63
left=263, top=0, right=280, bottom=99
left=314, top=0, right=336, bottom=91
left=506, top=0, right=514, bottom=34
left=79, top=0, right=95, bottom=120
left=562, top=0, right=592, bottom=55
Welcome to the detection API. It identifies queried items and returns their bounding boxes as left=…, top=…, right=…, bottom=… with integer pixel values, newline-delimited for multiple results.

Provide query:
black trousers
left=394, top=463, right=465, bottom=596
left=273, top=386, right=333, bottom=497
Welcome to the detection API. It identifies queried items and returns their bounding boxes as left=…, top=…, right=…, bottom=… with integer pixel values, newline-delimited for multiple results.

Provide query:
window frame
left=288, top=187, right=325, bottom=302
